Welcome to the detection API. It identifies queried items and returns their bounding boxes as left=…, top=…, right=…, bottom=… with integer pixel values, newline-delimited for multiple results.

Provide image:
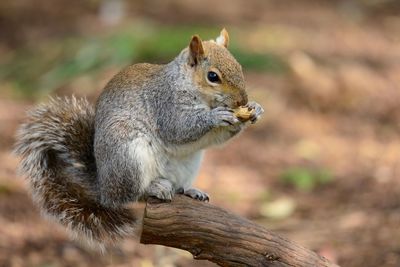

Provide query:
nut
left=233, top=106, right=255, bottom=122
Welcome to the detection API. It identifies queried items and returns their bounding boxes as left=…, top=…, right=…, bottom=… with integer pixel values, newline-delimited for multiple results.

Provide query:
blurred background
left=1, top=0, right=400, bottom=266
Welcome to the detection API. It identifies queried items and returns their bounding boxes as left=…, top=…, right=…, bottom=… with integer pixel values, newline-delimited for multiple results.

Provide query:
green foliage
left=134, top=27, right=287, bottom=72
left=134, top=26, right=216, bottom=62
left=0, top=33, right=140, bottom=98
left=230, top=48, right=287, bottom=73
left=280, top=167, right=333, bottom=192
left=0, top=25, right=286, bottom=99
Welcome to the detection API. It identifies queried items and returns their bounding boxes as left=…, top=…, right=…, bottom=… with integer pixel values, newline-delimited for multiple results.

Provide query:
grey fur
left=14, top=38, right=264, bottom=247
left=14, top=97, right=139, bottom=249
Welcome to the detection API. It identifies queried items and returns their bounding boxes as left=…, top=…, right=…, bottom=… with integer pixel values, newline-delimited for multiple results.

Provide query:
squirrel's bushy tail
left=14, top=97, right=138, bottom=249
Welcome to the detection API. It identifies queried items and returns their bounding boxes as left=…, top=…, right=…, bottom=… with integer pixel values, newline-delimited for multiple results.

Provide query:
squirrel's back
left=101, top=63, right=164, bottom=94
left=14, top=97, right=139, bottom=248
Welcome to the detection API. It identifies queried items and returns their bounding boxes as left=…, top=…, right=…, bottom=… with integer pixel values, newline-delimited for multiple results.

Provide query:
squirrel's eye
left=207, top=71, right=221, bottom=83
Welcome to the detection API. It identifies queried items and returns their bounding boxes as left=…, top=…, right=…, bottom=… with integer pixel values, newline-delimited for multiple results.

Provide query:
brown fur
left=190, top=36, right=247, bottom=108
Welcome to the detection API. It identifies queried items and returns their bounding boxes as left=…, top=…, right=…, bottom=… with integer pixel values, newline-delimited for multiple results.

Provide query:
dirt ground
left=1, top=1, right=400, bottom=266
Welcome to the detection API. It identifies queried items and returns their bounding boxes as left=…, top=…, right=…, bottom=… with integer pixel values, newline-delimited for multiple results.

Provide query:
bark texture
left=140, top=195, right=339, bottom=267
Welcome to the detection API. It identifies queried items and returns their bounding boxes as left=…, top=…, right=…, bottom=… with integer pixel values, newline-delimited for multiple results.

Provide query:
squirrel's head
left=186, top=29, right=248, bottom=109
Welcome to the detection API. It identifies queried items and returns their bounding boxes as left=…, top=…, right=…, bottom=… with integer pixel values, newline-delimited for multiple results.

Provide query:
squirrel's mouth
left=222, top=94, right=248, bottom=109
left=212, top=101, right=231, bottom=109
left=213, top=100, right=240, bottom=109
left=210, top=95, right=235, bottom=109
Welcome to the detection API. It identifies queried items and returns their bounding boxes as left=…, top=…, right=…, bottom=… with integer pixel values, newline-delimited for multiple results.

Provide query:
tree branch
left=140, top=195, right=339, bottom=267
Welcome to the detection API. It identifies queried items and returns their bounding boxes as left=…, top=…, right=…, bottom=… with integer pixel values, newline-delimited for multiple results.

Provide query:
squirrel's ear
left=189, top=35, right=205, bottom=66
left=216, top=28, right=229, bottom=48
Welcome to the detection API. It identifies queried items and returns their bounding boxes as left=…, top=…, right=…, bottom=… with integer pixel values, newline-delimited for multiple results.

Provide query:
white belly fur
left=161, top=151, right=204, bottom=188
left=129, top=137, right=204, bottom=191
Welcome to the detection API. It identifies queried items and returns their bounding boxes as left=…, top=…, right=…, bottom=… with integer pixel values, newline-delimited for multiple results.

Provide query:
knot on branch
left=265, top=253, right=280, bottom=262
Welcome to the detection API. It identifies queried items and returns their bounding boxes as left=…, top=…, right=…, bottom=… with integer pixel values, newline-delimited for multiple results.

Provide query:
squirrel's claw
left=246, top=101, right=264, bottom=124
left=211, top=106, right=239, bottom=127
left=183, top=188, right=210, bottom=202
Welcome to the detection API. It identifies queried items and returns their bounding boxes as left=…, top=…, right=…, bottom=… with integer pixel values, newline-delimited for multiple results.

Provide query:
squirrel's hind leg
left=145, top=177, right=175, bottom=201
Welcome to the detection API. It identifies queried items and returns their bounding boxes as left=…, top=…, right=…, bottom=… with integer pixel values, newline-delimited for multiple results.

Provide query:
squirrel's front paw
left=246, top=101, right=264, bottom=124
left=145, top=178, right=174, bottom=201
left=210, top=106, right=240, bottom=127
left=178, top=188, right=209, bottom=202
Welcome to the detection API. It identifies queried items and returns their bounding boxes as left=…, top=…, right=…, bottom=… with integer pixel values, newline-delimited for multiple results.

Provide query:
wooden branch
left=140, top=195, right=339, bottom=267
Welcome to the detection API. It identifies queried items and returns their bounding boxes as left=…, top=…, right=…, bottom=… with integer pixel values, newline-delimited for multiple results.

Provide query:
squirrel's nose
left=236, top=93, right=248, bottom=106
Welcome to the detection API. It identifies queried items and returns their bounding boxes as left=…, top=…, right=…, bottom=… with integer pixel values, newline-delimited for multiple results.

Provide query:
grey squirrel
left=14, top=29, right=264, bottom=248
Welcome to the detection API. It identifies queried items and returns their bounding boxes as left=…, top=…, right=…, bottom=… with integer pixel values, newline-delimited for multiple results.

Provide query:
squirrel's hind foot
left=145, top=178, right=175, bottom=201
left=179, top=188, right=209, bottom=202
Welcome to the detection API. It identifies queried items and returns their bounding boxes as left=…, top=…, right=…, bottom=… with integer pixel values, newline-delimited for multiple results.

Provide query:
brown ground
left=1, top=1, right=400, bottom=266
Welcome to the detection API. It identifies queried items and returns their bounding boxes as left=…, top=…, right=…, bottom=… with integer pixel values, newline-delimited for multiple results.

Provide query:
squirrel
left=14, top=29, right=264, bottom=248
